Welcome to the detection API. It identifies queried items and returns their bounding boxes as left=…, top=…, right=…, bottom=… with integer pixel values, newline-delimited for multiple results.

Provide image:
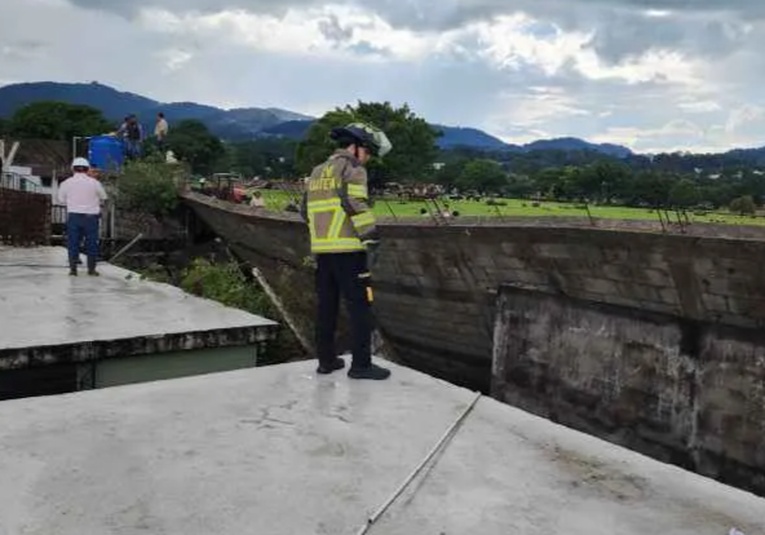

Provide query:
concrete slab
left=0, top=360, right=762, bottom=535
left=0, top=246, right=276, bottom=352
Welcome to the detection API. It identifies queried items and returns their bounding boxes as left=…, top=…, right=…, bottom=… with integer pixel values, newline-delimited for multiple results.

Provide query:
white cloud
left=2, top=0, right=765, bottom=152
left=678, top=100, right=722, bottom=113
left=492, top=86, right=591, bottom=129
left=155, top=48, right=194, bottom=71
left=725, top=104, right=764, bottom=133
left=137, top=5, right=460, bottom=62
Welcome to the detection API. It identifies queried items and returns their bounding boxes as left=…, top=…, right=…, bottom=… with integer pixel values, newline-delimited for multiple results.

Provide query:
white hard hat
left=71, top=157, right=90, bottom=169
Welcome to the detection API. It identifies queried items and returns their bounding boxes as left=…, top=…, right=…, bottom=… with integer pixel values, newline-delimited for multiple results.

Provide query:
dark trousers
left=315, top=252, right=373, bottom=369
left=67, top=213, right=100, bottom=269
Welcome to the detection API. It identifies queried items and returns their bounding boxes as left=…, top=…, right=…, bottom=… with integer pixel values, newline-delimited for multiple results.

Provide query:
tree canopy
left=164, top=119, right=225, bottom=175
left=224, top=138, right=299, bottom=179
left=7, top=101, right=113, bottom=141
left=295, top=101, right=441, bottom=186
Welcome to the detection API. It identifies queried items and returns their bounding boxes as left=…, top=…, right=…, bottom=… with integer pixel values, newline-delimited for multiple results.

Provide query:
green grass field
left=258, top=189, right=765, bottom=227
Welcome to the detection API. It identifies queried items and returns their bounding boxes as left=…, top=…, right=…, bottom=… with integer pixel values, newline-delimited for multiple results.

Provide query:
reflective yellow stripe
left=307, top=199, right=344, bottom=244
left=312, top=238, right=364, bottom=252
left=347, top=183, right=367, bottom=198
left=351, top=211, right=375, bottom=230
left=307, top=198, right=342, bottom=209
left=327, top=207, right=345, bottom=239
left=306, top=193, right=372, bottom=253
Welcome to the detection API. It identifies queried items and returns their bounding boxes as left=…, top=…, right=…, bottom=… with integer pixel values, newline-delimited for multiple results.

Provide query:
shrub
left=179, top=258, right=272, bottom=315
left=729, top=195, right=756, bottom=216
left=116, top=160, right=183, bottom=217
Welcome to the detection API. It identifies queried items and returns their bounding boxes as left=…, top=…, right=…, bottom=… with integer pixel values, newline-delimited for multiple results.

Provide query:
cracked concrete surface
left=0, top=360, right=763, bottom=535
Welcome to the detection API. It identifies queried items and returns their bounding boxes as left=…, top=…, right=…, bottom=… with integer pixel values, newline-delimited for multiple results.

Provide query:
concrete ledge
left=0, top=360, right=763, bottom=535
left=0, top=246, right=279, bottom=398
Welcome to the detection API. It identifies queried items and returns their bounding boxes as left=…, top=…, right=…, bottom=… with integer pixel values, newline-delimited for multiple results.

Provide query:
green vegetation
left=9, top=97, right=765, bottom=227
left=179, top=258, right=272, bottom=318
left=115, top=158, right=185, bottom=217
left=257, top=188, right=765, bottom=226
left=163, top=119, right=225, bottom=175
left=6, top=101, right=113, bottom=141
left=141, top=257, right=302, bottom=366
left=295, top=101, right=440, bottom=183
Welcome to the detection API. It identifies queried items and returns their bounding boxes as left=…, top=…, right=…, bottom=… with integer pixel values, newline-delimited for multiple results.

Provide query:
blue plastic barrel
left=88, top=135, right=125, bottom=172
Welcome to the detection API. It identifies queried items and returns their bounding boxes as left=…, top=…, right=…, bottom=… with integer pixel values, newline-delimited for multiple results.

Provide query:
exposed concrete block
left=534, top=242, right=582, bottom=259
left=494, top=255, right=527, bottom=271
left=659, top=288, right=681, bottom=306
left=702, top=294, right=729, bottom=313
left=571, top=277, right=621, bottom=296
left=492, top=285, right=765, bottom=497
left=500, top=269, right=552, bottom=288
left=617, top=282, right=661, bottom=302
left=727, top=297, right=765, bottom=319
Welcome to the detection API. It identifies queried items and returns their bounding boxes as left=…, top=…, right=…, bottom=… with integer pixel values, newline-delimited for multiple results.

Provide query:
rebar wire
left=354, top=391, right=482, bottom=535
left=108, top=233, right=144, bottom=263
left=251, top=266, right=312, bottom=355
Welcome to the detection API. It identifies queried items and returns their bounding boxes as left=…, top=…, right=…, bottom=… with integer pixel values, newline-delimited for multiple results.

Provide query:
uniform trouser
left=67, top=213, right=100, bottom=269
left=315, top=251, right=373, bottom=369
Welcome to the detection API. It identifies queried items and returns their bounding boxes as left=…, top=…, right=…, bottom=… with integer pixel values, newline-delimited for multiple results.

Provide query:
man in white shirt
left=154, top=112, right=169, bottom=140
left=57, top=157, right=108, bottom=276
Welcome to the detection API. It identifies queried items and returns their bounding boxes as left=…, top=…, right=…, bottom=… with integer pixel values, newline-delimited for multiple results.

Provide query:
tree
left=116, top=159, right=184, bottom=218
left=295, top=101, right=441, bottom=186
left=729, top=195, right=756, bottom=215
left=8, top=101, right=113, bottom=141
left=668, top=178, right=699, bottom=208
left=165, top=119, right=225, bottom=175
left=456, top=159, right=507, bottom=193
left=229, top=138, right=298, bottom=178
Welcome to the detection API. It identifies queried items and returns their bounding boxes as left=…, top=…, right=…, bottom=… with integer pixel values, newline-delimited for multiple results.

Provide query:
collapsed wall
left=492, top=286, right=765, bottom=497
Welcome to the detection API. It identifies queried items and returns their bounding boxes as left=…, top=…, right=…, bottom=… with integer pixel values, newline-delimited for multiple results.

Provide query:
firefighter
left=301, top=122, right=392, bottom=380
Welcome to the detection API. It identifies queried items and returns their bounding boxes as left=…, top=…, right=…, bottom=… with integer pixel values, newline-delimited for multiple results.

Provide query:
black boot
left=348, top=363, right=391, bottom=380
left=87, top=257, right=99, bottom=276
left=317, top=357, right=345, bottom=374
left=68, top=258, right=78, bottom=276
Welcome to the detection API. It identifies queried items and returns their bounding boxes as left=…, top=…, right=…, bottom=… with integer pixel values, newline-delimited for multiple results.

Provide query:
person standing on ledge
left=58, top=157, right=108, bottom=276
left=301, top=122, right=392, bottom=380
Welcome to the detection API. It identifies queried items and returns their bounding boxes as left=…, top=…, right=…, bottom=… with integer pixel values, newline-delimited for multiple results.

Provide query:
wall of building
left=0, top=187, right=51, bottom=245
left=491, top=285, right=765, bottom=496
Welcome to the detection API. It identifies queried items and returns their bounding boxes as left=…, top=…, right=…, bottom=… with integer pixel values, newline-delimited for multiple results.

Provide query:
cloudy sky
left=2, top=0, right=765, bottom=153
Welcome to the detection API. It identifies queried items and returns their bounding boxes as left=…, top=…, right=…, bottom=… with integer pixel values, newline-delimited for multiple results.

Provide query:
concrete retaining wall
left=182, top=192, right=765, bottom=394
left=491, top=285, right=765, bottom=496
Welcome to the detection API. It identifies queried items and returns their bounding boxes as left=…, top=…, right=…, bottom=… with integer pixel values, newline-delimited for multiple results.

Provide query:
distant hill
left=0, top=81, right=633, bottom=156
left=261, top=121, right=513, bottom=150
left=0, top=81, right=157, bottom=120
left=524, top=137, right=632, bottom=158
left=261, top=121, right=632, bottom=156
left=432, top=126, right=511, bottom=150
left=0, top=81, right=309, bottom=140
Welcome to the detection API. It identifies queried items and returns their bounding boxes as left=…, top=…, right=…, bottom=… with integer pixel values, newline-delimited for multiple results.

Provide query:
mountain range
left=0, top=81, right=633, bottom=156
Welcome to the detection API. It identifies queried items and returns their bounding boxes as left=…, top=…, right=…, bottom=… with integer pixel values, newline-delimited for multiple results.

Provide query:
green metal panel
left=93, top=346, right=258, bottom=389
